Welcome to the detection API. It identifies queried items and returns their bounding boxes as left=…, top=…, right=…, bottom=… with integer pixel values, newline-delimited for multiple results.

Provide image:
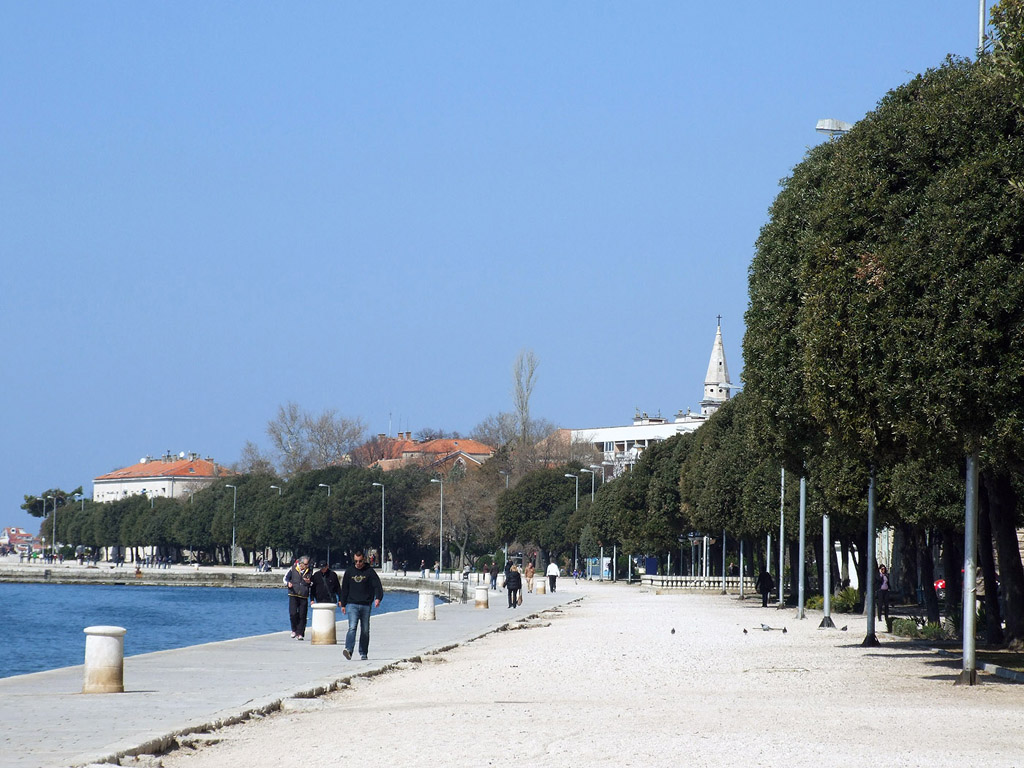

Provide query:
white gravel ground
left=159, top=583, right=1024, bottom=768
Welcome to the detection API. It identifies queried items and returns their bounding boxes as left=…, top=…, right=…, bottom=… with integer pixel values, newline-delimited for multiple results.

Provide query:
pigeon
left=782, top=627, right=787, bottom=634
left=841, top=625, right=848, bottom=631
left=743, top=628, right=748, bottom=634
left=671, top=628, right=675, bottom=634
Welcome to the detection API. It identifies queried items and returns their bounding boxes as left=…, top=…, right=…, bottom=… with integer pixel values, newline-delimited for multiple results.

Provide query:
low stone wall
left=640, top=575, right=756, bottom=595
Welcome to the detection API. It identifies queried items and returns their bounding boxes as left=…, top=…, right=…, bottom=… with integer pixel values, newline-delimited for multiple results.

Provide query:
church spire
left=700, top=317, right=732, bottom=416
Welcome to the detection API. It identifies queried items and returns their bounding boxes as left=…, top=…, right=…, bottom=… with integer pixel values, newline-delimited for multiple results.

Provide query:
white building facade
left=571, top=322, right=734, bottom=476
left=93, top=452, right=230, bottom=503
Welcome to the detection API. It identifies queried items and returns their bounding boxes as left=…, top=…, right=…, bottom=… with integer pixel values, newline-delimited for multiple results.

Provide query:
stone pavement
left=0, top=584, right=578, bottom=768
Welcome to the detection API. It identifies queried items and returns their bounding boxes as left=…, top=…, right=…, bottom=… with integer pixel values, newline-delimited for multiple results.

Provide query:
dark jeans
left=877, top=589, right=890, bottom=620
left=508, top=588, right=520, bottom=607
left=761, top=589, right=771, bottom=607
left=289, top=595, right=308, bottom=635
left=549, top=575, right=557, bottom=592
left=345, top=603, right=373, bottom=657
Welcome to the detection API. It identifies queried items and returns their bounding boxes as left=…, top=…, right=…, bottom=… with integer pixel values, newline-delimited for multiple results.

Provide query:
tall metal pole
left=721, top=529, right=727, bottom=594
left=778, top=468, right=785, bottom=606
left=431, top=479, right=444, bottom=575
left=979, top=0, right=986, bottom=57
left=225, top=484, right=237, bottom=568
left=373, top=483, right=385, bottom=571
left=958, top=453, right=979, bottom=685
left=863, top=469, right=879, bottom=646
left=797, top=475, right=807, bottom=619
left=739, top=539, right=745, bottom=599
left=820, top=512, right=835, bottom=628
left=48, top=495, right=57, bottom=560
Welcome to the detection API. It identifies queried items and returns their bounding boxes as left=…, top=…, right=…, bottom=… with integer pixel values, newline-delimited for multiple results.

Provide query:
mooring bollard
left=535, top=580, right=546, bottom=594
left=418, top=591, right=436, bottom=621
left=474, top=585, right=489, bottom=609
left=310, top=602, right=337, bottom=645
left=83, top=625, right=126, bottom=693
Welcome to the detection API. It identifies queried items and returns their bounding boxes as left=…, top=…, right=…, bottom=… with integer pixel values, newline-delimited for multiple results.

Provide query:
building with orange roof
left=93, top=451, right=232, bottom=503
left=357, top=433, right=495, bottom=474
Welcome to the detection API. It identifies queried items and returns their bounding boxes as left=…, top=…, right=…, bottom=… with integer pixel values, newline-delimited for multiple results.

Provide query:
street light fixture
left=430, top=478, right=444, bottom=576
left=589, top=463, right=605, bottom=483
left=580, top=468, right=595, bottom=502
left=225, top=484, right=237, bottom=568
left=372, top=482, right=385, bottom=569
left=498, top=469, right=510, bottom=489
left=565, top=474, right=579, bottom=572
left=270, top=485, right=282, bottom=495
left=318, top=483, right=331, bottom=496
left=46, top=495, right=55, bottom=560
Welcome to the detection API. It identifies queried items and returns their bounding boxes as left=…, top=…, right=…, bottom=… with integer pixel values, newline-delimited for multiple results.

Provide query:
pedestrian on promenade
left=755, top=568, right=775, bottom=607
left=506, top=564, right=522, bottom=608
left=341, top=550, right=384, bottom=660
left=489, top=560, right=499, bottom=590
left=420, top=559, right=426, bottom=578
left=546, top=560, right=559, bottom=593
left=285, top=556, right=313, bottom=640
left=434, top=560, right=441, bottom=579
left=310, top=560, right=342, bottom=606
left=877, top=564, right=891, bottom=622
left=524, top=561, right=535, bottom=593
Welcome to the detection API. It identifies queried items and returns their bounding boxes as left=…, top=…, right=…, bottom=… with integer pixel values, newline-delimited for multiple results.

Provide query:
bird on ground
left=840, top=625, right=848, bottom=631
left=743, top=628, right=748, bottom=634
left=671, top=628, right=675, bottom=634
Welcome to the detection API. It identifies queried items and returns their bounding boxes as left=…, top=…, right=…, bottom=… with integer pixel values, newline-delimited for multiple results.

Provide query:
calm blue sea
left=0, top=582, right=422, bottom=679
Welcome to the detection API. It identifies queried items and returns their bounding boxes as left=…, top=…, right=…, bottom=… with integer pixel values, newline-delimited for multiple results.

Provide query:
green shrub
left=805, top=594, right=824, bottom=610
left=891, top=618, right=920, bottom=638
left=920, top=622, right=949, bottom=641
left=831, top=587, right=860, bottom=613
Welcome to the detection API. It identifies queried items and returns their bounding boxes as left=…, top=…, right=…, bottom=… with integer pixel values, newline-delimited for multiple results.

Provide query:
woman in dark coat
left=755, top=569, right=775, bottom=608
left=506, top=564, right=522, bottom=608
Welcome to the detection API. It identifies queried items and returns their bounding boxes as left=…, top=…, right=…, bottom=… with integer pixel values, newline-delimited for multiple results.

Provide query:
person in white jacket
left=546, top=560, right=560, bottom=593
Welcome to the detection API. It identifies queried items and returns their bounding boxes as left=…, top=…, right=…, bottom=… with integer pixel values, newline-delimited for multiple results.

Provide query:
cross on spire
left=716, top=314, right=722, bottom=327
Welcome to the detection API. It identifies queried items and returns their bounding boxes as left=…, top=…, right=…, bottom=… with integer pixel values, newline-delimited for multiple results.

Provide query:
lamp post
left=430, top=478, right=444, bottom=576
left=565, top=474, right=579, bottom=571
left=372, top=482, right=385, bottom=570
left=270, top=485, right=282, bottom=495
left=317, top=484, right=331, bottom=563
left=46, top=495, right=55, bottom=560
left=225, top=484, right=237, bottom=567
left=580, top=468, right=595, bottom=502
left=318, top=483, right=331, bottom=496
left=589, top=463, right=605, bottom=483
left=498, top=470, right=510, bottom=565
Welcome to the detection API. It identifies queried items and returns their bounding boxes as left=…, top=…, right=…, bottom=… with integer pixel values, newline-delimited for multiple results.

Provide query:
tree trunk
left=897, top=523, right=917, bottom=603
left=941, top=528, right=964, bottom=625
left=787, top=539, right=799, bottom=605
left=918, top=528, right=941, bottom=624
left=982, top=470, right=1024, bottom=648
left=977, top=479, right=1005, bottom=645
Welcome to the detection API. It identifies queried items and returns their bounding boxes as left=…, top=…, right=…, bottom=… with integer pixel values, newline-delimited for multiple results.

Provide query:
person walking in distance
left=524, top=561, right=535, bottom=593
left=489, top=560, right=499, bottom=591
left=310, top=560, right=342, bottom=607
left=755, top=568, right=775, bottom=608
left=285, top=556, right=313, bottom=640
left=341, top=550, right=384, bottom=660
left=546, top=560, right=559, bottom=593
left=506, top=564, right=522, bottom=608
left=877, top=564, right=891, bottom=623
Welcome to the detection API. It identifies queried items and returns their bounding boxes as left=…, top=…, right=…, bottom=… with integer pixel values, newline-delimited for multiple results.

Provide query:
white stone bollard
left=418, top=591, right=436, bottom=621
left=535, top=579, right=546, bottom=594
left=474, top=586, right=489, bottom=609
left=83, top=625, right=126, bottom=693
left=310, top=602, right=337, bottom=645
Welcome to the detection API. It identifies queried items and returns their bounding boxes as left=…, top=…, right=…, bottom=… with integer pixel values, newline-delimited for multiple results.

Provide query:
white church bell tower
left=700, top=317, right=732, bottom=416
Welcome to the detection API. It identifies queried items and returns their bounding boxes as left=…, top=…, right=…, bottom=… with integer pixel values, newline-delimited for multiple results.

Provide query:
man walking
left=756, top=568, right=775, bottom=608
left=341, top=550, right=384, bottom=660
left=546, top=560, right=559, bottom=593
left=285, top=556, right=313, bottom=640
left=310, top=560, right=342, bottom=606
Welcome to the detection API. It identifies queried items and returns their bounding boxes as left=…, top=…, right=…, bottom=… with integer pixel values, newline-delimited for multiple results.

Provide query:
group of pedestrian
left=753, top=563, right=892, bottom=618
left=284, top=552, right=384, bottom=659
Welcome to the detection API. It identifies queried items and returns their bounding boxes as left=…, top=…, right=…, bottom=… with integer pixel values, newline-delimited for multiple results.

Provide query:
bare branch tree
left=513, top=348, right=538, bottom=448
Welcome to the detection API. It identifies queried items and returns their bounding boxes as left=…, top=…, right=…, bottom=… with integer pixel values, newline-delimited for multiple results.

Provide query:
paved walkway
left=0, top=583, right=577, bottom=768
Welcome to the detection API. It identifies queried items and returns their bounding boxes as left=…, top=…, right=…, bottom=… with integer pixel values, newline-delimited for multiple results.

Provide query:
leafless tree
left=265, top=402, right=366, bottom=476
left=412, top=466, right=500, bottom=570
left=470, top=411, right=519, bottom=449
left=513, top=348, right=539, bottom=448
left=236, top=440, right=276, bottom=475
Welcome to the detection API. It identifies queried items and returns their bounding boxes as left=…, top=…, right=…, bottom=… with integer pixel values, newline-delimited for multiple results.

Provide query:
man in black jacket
left=285, top=556, right=313, bottom=640
left=310, top=560, right=342, bottom=606
left=341, top=550, right=384, bottom=660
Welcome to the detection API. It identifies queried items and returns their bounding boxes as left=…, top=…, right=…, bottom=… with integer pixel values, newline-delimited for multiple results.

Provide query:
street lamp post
left=580, top=468, right=595, bottom=502
left=372, top=482, right=385, bottom=570
left=498, top=471, right=510, bottom=565
left=565, top=474, right=579, bottom=572
left=46, top=495, right=55, bottom=560
left=270, top=485, right=282, bottom=495
left=430, top=478, right=444, bottom=577
left=225, top=484, right=237, bottom=567
left=317, top=484, right=331, bottom=564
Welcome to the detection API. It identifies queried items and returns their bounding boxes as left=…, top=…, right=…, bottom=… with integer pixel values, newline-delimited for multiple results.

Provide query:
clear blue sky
left=2, top=2, right=984, bottom=533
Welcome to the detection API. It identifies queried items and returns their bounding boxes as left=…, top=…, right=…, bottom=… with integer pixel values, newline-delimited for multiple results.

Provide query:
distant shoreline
left=0, top=560, right=471, bottom=593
